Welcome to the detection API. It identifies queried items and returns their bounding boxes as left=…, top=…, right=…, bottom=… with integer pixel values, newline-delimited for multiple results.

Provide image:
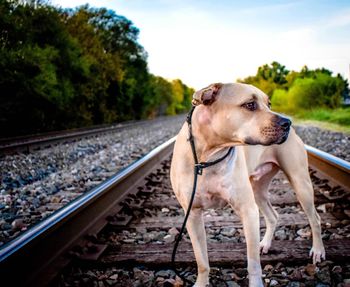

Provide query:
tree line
left=238, top=61, right=349, bottom=112
left=0, top=0, right=194, bottom=137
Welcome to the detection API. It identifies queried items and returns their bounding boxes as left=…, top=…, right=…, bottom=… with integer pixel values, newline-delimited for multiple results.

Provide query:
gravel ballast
left=0, top=116, right=185, bottom=245
left=0, top=118, right=349, bottom=246
left=294, top=125, right=350, bottom=162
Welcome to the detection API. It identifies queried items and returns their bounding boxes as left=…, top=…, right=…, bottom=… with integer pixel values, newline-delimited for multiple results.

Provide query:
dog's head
left=192, top=83, right=291, bottom=146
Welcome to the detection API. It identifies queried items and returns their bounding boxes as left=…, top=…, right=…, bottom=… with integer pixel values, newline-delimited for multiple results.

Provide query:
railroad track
left=0, top=117, right=171, bottom=155
left=0, top=138, right=349, bottom=286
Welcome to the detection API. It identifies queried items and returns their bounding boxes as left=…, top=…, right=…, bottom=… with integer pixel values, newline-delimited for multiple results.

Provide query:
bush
left=288, top=78, right=321, bottom=110
left=272, top=73, right=345, bottom=113
left=271, top=89, right=289, bottom=110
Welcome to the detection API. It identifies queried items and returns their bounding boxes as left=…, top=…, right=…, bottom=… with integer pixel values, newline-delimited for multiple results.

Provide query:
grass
left=274, top=107, right=350, bottom=134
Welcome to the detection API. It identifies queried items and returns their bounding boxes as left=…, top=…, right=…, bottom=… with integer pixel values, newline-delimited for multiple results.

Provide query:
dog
left=170, top=83, right=325, bottom=287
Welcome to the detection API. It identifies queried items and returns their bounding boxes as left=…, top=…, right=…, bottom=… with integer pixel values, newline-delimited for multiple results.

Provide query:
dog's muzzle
left=274, top=116, right=291, bottom=144
left=244, top=115, right=292, bottom=146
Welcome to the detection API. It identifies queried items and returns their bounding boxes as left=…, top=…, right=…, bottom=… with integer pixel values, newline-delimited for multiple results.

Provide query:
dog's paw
left=193, top=276, right=209, bottom=287
left=259, top=238, right=271, bottom=254
left=309, top=246, right=326, bottom=264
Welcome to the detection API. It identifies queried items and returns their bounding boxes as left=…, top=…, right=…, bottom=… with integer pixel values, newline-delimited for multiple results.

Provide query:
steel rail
left=0, top=115, right=182, bottom=154
left=305, top=144, right=350, bottom=191
left=0, top=137, right=176, bottom=286
left=0, top=121, right=142, bottom=154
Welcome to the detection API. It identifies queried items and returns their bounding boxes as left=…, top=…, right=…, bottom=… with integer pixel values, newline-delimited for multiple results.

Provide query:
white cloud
left=325, top=8, right=350, bottom=28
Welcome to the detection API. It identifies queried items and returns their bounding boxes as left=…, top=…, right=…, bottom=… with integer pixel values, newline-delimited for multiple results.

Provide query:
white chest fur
left=192, top=149, right=241, bottom=209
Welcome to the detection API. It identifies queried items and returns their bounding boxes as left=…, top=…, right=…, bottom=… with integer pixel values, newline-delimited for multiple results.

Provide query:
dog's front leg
left=236, top=201, right=264, bottom=287
left=186, top=209, right=210, bottom=287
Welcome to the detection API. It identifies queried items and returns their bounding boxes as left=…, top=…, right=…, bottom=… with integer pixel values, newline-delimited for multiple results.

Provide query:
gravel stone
left=297, top=228, right=312, bottom=238
left=316, top=267, right=332, bottom=284
left=275, top=229, right=287, bottom=240
left=168, top=227, right=179, bottom=236
left=264, top=264, right=274, bottom=272
left=226, top=281, right=240, bottom=287
left=0, top=116, right=185, bottom=244
left=155, top=269, right=176, bottom=278
left=305, top=264, right=317, bottom=277
left=293, top=125, right=350, bottom=161
left=220, top=226, right=236, bottom=237
left=163, top=234, right=175, bottom=243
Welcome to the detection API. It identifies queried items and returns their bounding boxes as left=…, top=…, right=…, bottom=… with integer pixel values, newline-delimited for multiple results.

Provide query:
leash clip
left=194, top=163, right=204, bottom=175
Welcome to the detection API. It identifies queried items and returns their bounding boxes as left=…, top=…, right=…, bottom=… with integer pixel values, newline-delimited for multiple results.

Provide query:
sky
left=51, top=0, right=350, bottom=89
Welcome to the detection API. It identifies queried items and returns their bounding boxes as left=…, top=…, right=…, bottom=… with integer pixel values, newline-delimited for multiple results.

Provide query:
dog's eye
left=268, top=101, right=271, bottom=109
left=243, top=101, right=257, bottom=111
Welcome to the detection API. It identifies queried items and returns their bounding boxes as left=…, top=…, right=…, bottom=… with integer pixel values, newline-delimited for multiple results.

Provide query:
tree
left=145, top=75, right=173, bottom=117
left=0, top=0, right=87, bottom=135
left=271, top=67, right=347, bottom=111
left=238, top=61, right=289, bottom=96
left=257, top=61, right=289, bottom=85
left=0, top=1, right=194, bottom=137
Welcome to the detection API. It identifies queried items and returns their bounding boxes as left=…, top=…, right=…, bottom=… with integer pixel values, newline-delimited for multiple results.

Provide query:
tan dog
left=170, top=83, right=325, bottom=287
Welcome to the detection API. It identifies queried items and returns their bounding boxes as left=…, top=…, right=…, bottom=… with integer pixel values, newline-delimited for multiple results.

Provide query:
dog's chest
left=194, top=164, right=237, bottom=209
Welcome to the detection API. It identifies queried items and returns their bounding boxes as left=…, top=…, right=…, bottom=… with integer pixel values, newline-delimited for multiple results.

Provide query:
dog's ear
left=192, top=83, right=223, bottom=106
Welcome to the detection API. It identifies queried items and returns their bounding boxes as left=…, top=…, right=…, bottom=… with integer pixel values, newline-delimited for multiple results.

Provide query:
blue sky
left=52, top=0, right=350, bottom=89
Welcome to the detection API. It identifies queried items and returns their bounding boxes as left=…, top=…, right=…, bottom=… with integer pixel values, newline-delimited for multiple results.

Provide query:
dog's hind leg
left=186, top=209, right=210, bottom=287
left=250, top=165, right=279, bottom=254
left=284, top=167, right=325, bottom=263
left=277, top=131, right=325, bottom=263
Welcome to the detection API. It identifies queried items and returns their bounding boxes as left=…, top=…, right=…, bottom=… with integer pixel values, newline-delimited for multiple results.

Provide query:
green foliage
left=238, top=61, right=289, bottom=96
left=276, top=71, right=346, bottom=112
left=288, top=78, right=321, bottom=109
left=296, top=108, right=350, bottom=127
left=0, top=1, right=193, bottom=137
left=257, top=61, right=289, bottom=85
left=239, top=61, right=349, bottom=113
left=166, top=79, right=194, bottom=115
left=0, top=1, right=83, bottom=133
left=271, top=89, right=289, bottom=109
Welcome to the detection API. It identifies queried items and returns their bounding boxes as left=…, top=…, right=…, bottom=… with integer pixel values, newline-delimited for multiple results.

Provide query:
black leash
left=171, top=106, right=234, bottom=285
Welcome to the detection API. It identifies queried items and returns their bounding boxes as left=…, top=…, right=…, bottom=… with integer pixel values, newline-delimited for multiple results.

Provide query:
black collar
left=186, top=105, right=234, bottom=175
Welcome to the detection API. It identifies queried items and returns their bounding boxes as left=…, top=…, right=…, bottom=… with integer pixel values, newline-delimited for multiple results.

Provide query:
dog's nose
left=278, top=117, right=291, bottom=129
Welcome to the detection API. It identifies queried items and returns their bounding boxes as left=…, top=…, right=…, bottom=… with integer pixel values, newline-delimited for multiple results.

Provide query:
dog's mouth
left=260, top=124, right=290, bottom=144
left=244, top=114, right=292, bottom=146
left=274, top=129, right=290, bottom=145
left=262, top=115, right=292, bottom=145
left=244, top=125, right=290, bottom=146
